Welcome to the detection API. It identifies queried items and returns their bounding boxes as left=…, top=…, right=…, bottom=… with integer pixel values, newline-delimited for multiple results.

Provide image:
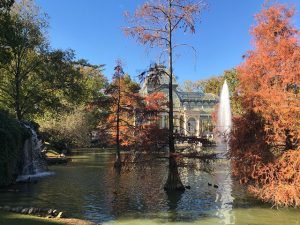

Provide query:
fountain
left=215, top=80, right=234, bottom=223
left=217, top=80, right=232, bottom=142
left=16, top=124, right=53, bottom=182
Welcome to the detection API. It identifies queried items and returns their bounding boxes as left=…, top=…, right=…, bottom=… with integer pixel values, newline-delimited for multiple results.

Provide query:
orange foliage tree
left=121, top=91, right=169, bottom=169
left=231, top=3, right=300, bottom=207
left=136, top=91, right=169, bottom=151
left=105, top=62, right=142, bottom=169
left=103, top=62, right=168, bottom=170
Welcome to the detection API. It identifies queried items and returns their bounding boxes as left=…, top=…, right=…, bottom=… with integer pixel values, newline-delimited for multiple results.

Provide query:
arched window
left=187, top=117, right=196, bottom=135
left=179, top=115, right=184, bottom=134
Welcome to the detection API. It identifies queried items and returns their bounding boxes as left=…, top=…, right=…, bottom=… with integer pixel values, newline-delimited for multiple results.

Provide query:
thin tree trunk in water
left=114, top=77, right=122, bottom=171
left=164, top=0, right=185, bottom=191
left=164, top=156, right=185, bottom=191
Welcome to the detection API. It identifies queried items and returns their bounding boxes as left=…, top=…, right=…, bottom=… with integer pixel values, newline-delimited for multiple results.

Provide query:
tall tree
left=105, top=62, right=141, bottom=170
left=0, top=48, right=87, bottom=120
left=0, top=0, right=15, bottom=65
left=231, top=3, right=300, bottom=207
left=76, top=61, right=106, bottom=108
left=0, top=1, right=88, bottom=120
left=125, top=0, right=205, bottom=191
left=0, top=0, right=48, bottom=120
left=238, top=3, right=300, bottom=150
left=36, top=60, right=108, bottom=151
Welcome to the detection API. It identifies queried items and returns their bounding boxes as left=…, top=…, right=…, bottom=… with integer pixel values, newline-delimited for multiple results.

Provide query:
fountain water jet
left=16, top=124, right=54, bottom=182
left=217, top=80, right=232, bottom=143
left=215, top=80, right=234, bottom=223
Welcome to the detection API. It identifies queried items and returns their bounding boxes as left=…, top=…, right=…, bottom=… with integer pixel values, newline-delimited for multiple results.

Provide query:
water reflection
left=0, top=149, right=299, bottom=224
left=214, top=160, right=235, bottom=224
left=166, top=191, right=183, bottom=221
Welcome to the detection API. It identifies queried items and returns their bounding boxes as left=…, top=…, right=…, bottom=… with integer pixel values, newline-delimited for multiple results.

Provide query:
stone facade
left=141, top=73, right=218, bottom=138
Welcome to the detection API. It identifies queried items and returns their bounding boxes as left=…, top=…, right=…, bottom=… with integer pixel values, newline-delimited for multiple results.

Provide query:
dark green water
left=0, top=149, right=299, bottom=225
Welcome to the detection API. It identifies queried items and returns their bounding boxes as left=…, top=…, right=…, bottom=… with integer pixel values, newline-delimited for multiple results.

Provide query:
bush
left=38, top=108, right=94, bottom=152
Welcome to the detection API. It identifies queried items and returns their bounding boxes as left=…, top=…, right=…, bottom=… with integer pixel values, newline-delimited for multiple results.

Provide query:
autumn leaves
left=231, top=3, right=300, bottom=207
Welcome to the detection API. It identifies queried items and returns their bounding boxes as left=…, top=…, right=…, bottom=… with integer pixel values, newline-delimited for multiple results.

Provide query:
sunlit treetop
left=124, top=0, right=206, bottom=48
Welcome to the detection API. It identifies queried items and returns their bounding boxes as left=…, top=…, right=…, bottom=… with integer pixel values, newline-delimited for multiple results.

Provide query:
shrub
left=38, top=108, right=94, bottom=152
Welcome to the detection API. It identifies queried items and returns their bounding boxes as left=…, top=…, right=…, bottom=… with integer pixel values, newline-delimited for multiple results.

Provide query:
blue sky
left=35, top=0, right=300, bottom=83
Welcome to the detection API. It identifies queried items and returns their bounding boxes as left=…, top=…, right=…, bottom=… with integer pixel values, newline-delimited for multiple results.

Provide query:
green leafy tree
left=0, top=0, right=48, bottom=119
left=0, top=47, right=88, bottom=119
left=76, top=60, right=107, bottom=113
left=0, top=0, right=15, bottom=63
left=0, top=0, right=97, bottom=120
left=37, top=59, right=107, bottom=150
left=0, top=0, right=14, bottom=44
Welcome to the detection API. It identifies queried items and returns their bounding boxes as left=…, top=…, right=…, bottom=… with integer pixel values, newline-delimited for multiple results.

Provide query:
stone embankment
left=0, top=205, right=65, bottom=218
left=46, top=156, right=69, bottom=165
left=0, top=205, right=99, bottom=225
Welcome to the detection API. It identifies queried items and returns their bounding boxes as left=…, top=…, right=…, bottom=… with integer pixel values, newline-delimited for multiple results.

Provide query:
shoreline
left=0, top=210, right=99, bottom=225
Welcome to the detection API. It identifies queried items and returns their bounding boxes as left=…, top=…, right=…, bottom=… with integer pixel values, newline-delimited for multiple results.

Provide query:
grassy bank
left=0, top=211, right=98, bottom=225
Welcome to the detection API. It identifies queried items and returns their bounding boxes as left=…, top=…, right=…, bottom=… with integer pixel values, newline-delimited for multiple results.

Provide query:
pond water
left=0, top=149, right=300, bottom=225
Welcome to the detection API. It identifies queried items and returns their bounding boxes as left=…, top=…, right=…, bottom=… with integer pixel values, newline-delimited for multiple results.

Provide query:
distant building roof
left=177, top=91, right=204, bottom=101
left=141, top=65, right=219, bottom=104
left=202, top=93, right=219, bottom=101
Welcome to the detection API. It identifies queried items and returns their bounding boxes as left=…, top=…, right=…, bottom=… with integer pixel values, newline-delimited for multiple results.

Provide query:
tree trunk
left=114, top=77, right=122, bottom=171
left=164, top=156, right=185, bottom=191
left=114, top=113, right=121, bottom=169
left=285, top=129, right=295, bottom=150
left=168, top=1, right=175, bottom=154
left=168, top=60, right=175, bottom=152
left=15, top=67, right=22, bottom=120
left=164, top=1, right=185, bottom=191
